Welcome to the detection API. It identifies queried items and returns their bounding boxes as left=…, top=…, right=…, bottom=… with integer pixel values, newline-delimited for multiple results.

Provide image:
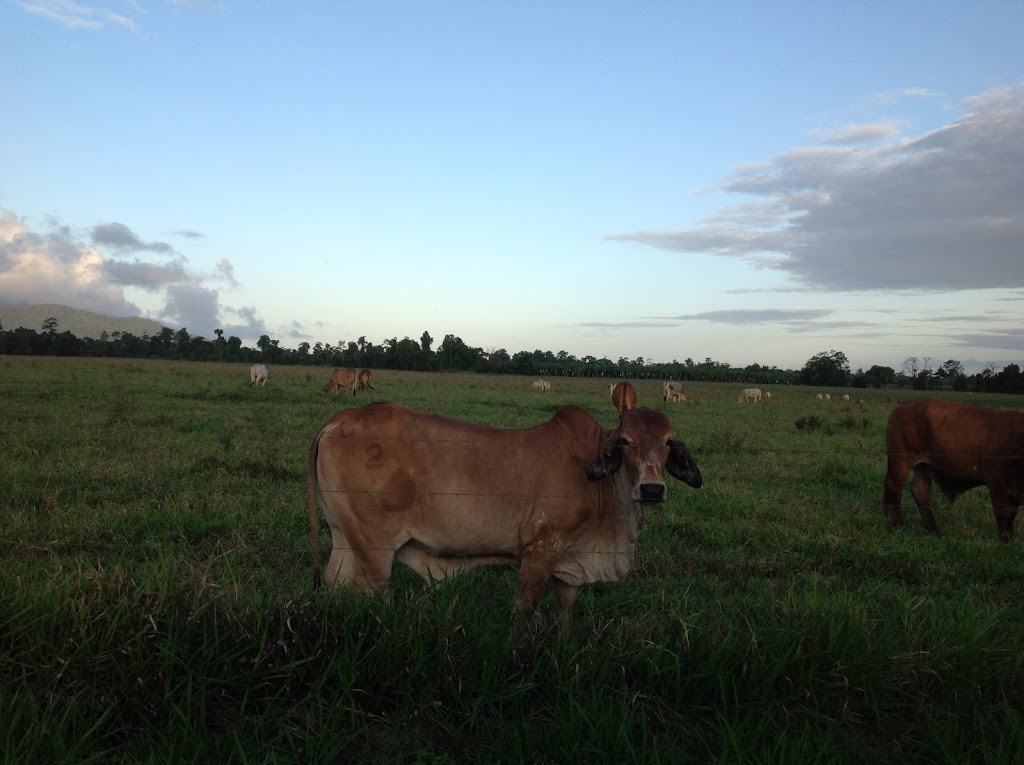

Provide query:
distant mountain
left=0, top=304, right=167, bottom=340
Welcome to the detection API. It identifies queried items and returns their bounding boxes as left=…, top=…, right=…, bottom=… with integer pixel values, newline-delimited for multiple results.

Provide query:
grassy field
left=2, top=356, right=1023, bottom=763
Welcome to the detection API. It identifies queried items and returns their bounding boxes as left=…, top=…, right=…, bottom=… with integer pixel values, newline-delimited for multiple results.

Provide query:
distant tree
left=420, top=331, right=433, bottom=355
left=42, top=317, right=58, bottom=334
left=798, top=350, right=851, bottom=387
left=862, top=365, right=897, bottom=388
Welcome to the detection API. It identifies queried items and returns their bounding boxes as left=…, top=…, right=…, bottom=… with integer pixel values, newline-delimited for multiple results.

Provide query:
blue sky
left=1, top=1, right=1022, bottom=373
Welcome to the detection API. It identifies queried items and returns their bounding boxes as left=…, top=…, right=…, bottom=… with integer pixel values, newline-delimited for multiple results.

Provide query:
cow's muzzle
left=637, top=482, right=667, bottom=502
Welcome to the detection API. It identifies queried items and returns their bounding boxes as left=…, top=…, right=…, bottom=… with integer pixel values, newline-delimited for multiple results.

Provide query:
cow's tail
left=306, top=428, right=324, bottom=591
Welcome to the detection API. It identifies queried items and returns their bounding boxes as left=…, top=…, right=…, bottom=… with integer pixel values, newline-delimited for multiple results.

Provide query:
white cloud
left=17, top=0, right=136, bottom=31
left=0, top=209, right=267, bottom=341
left=609, top=82, right=1024, bottom=292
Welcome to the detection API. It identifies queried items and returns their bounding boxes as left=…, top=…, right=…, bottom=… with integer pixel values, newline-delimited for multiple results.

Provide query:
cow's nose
left=639, top=482, right=666, bottom=502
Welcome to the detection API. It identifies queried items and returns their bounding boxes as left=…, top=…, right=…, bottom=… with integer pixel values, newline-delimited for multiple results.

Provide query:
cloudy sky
left=1, top=1, right=1021, bottom=372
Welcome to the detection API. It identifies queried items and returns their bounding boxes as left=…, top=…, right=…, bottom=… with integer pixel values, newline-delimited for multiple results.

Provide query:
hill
left=0, top=304, right=167, bottom=340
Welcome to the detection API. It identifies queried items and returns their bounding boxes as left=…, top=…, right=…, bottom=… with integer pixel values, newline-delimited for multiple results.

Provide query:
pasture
left=2, top=357, right=1023, bottom=763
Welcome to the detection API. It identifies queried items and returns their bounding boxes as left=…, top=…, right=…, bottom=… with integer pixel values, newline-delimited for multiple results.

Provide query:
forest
left=2, top=316, right=1022, bottom=393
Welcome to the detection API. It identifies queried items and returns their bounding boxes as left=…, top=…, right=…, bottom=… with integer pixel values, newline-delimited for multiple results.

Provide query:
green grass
left=2, top=357, right=1024, bottom=762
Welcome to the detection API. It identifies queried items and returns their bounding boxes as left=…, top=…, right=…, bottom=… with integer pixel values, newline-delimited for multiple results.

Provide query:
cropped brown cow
left=306, top=403, right=702, bottom=616
left=356, top=369, right=374, bottom=394
left=609, top=382, right=637, bottom=415
left=323, top=367, right=357, bottom=395
left=883, top=398, right=1024, bottom=541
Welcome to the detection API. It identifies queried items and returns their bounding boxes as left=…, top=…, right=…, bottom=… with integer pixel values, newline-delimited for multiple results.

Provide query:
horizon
left=1, top=301, right=1011, bottom=377
left=1, top=2, right=1021, bottom=375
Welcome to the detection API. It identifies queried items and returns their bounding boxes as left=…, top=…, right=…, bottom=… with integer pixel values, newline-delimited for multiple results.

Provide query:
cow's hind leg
left=323, top=521, right=396, bottom=592
left=882, top=456, right=911, bottom=526
left=910, top=465, right=939, bottom=534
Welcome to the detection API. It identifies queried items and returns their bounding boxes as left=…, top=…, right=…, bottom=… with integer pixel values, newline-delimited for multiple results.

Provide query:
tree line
left=2, top=319, right=1022, bottom=393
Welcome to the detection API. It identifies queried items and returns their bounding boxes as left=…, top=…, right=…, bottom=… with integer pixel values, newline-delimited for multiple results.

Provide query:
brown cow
left=356, top=369, right=374, bottom=394
left=323, top=367, right=357, bottom=395
left=306, top=403, right=702, bottom=615
left=883, top=398, right=1024, bottom=541
left=610, top=382, right=637, bottom=415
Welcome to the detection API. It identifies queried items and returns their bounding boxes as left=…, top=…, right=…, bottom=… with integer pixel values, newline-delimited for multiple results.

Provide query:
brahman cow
left=306, top=402, right=703, bottom=616
left=883, top=398, right=1024, bottom=542
left=323, top=367, right=357, bottom=395
left=738, top=387, right=762, bottom=403
left=532, top=380, right=551, bottom=393
left=250, top=364, right=270, bottom=387
left=663, top=381, right=690, bottom=403
left=356, top=369, right=374, bottom=395
left=610, top=382, right=637, bottom=415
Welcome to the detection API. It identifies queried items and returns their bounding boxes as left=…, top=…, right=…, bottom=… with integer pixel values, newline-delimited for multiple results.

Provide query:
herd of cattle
left=291, top=371, right=1024, bottom=618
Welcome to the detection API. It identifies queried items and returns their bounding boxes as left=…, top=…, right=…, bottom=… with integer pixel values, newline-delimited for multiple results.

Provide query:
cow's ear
left=666, top=438, right=702, bottom=488
left=587, top=437, right=626, bottom=481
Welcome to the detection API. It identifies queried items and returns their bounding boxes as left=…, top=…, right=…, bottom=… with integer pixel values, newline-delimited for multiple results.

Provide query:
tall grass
left=2, top=357, right=1023, bottom=762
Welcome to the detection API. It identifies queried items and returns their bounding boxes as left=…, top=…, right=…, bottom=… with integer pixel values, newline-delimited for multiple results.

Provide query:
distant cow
left=323, top=367, right=357, bottom=395
left=765, top=391, right=772, bottom=401
left=883, top=398, right=1024, bottom=541
left=738, top=387, right=762, bottom=403
left=663, top=381, right=690, bottom=403
left=610, top=382, right=637, bottom=415
left=532, top=380, right=551, bottom=393
left=815, top=393, right=824, bottom=401
left=356, top=369, right=374, bottom=394
left=842, top=394, right=851, bottom=402
left=250, top=364, right=270, bottom=387
left=824, top=393, right=831, bottom=401
left=306, top=403, right=703, bottom=616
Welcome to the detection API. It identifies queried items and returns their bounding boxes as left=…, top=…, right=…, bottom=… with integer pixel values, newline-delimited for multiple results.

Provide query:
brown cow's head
left=586, top=407, right=702, bottom=500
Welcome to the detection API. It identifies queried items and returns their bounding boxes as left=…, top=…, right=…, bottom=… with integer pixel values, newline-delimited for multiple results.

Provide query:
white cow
left=842, top=394, right=850, bottom=402
left=765, top=391, right=772, bottom=401
left=815, top=393, right=824, bottom=401
left=250, top=363, right=270, bottom=386
left=532, top=380, right=551, bottom=393
left=824, top=393, right=831, bottom=401
left=663, top=381, right=690, bottom=403
left=738, top=387, right=762, bottom=403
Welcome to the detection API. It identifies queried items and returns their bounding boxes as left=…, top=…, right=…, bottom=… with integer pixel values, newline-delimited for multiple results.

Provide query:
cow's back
left=887, top=398, right=1022, bottom=459
left=313, top=403, right=608, bottom=536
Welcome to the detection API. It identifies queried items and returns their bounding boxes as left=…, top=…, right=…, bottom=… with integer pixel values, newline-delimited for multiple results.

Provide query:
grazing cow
left=306, top=403, right=703, bottom=616
left=842, top=394, right=851, bottom=402
left=356, top=369, right=374, bottom=395
left=323, top=367, right=357, bottom=395
left=815, top=393, right=824, bottom=401
left=610, top=382, right=637, bottom=415
left=663, top=381, right=690, bottom=403
left=250, top=364, right=270, bottom=387
left=738, top=387, right=762, bottom=403
left=765, top=391, right=772, bottom=401
left=532, top=380, right=551, bottom=393
left=824, top=393, right=831, bottom=401
left=883, top=398, right=1024, bottom=541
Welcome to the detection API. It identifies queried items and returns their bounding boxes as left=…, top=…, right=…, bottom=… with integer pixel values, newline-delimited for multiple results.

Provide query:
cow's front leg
left=515, top=552, right=557, bottom=613
left=988, top=485, right=1018, bottom=542
left=553, top=578, right=579, bottom=625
